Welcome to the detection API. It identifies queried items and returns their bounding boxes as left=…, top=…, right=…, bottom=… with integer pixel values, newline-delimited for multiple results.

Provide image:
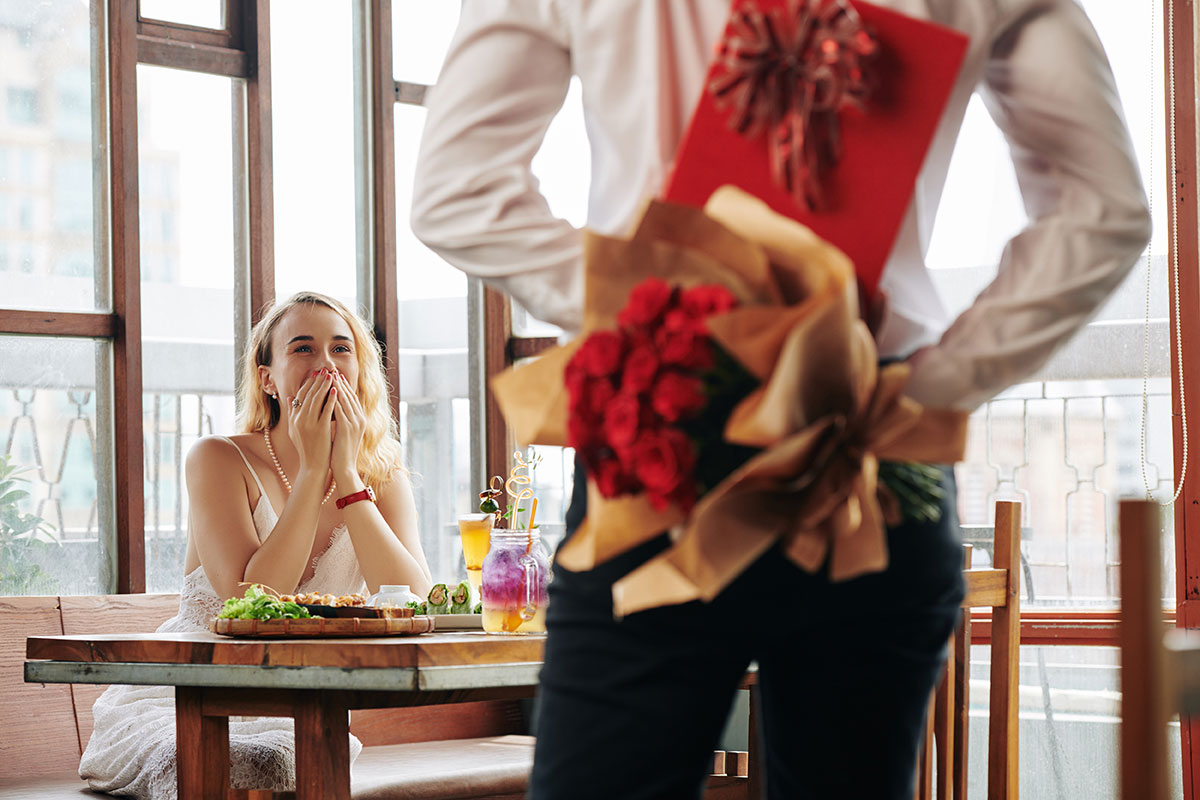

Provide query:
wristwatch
left=335, top=486, right=376, bottom=510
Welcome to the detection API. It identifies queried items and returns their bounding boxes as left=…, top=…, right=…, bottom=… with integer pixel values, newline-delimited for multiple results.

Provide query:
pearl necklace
left=263, top=428, right=336, bottom=505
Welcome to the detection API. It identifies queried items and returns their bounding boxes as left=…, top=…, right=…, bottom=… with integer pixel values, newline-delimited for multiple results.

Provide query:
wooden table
left=25, top=630, right=545, bottom=800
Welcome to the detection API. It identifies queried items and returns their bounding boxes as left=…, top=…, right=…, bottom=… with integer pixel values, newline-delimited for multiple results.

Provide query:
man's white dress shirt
left=412, top=0, right=1151, bottom=410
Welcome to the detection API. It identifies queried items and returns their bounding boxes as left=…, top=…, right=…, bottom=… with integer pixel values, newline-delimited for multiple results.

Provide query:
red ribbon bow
left=709, top=0, right=878, bottom=212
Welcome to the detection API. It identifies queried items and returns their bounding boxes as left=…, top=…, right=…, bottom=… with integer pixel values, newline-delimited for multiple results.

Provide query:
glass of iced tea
left=457, top=513, right=494, bottom=595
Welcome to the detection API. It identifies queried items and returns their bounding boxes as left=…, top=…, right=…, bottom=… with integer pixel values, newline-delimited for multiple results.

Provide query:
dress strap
left=215, top=435, right=270, bottom=500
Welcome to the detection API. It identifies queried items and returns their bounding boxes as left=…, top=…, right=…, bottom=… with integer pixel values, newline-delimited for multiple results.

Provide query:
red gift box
left=664, top=0, right=969, bottom=293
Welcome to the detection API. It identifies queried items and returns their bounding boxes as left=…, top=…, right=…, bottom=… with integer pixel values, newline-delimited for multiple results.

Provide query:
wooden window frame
left=368, top=0, right=401, bottom=408
left=0, top=0, right=274, bottom=593
left=136, top=2, right=249, bottom=78
left=1168, top=2, right=1200, bottom=795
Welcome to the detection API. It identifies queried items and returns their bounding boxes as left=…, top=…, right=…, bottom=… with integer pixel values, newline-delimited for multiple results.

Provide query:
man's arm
left=411, top=0, right=584, bottom=332
left=905, top=0, right=1152, bottom=409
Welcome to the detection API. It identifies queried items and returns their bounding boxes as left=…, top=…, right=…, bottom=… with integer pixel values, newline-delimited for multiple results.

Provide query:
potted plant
left=0, top=452, right=58, bottom=594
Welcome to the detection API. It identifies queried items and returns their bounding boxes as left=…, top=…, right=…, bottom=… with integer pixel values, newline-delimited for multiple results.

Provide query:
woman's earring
left=266, top=389, right=277, bottom=400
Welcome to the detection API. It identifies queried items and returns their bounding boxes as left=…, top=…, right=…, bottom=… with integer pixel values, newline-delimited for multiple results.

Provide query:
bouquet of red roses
left=564, top=278, right=759, bottom=514
left=490, top=0, right=971, bottom=617
left=492, top=188, right=969, bottom=617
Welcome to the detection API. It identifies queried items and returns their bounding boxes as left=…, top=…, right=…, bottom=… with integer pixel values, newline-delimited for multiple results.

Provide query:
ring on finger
left=291, top=398, right=301, bottom=410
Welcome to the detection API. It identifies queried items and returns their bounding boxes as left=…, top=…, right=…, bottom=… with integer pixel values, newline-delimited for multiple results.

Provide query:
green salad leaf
left=217, top=584, right=312, bottom=620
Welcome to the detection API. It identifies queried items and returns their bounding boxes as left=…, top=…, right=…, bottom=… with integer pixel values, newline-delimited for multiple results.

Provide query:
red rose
left=591, top=455, right=629, bottom=498
left=650, top=371, right=707, bottom=422
left=603, top=391, right=643, bottom=450
left=617, top=278, right=675, bottom=331
left=568, top=413, right=599, bottom=451
left=564, top=361, right=589, bottom=403
left=570, top=375, right=615, bottom=418
left=572, top=330, right=626, bottom=378
left=681, top=285, right=738, bottom=318
left=621, top=338, right=660, bottom=394
left=663, top=307, right=704, bottom=336
left=632, top=428, right=696, bottom=506
left=654, top=325, right=714, bottom=371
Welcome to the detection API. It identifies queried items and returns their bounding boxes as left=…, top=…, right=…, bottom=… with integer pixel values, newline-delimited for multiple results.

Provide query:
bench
left=3, top=594, right=752, bottom=799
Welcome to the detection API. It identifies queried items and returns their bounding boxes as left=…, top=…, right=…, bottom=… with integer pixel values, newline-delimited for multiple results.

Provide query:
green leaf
left=879, top=461, right=945, bottom=525
left=217, top=584, right=311, bottom=620
left=0, top=490, right=30, bottom=506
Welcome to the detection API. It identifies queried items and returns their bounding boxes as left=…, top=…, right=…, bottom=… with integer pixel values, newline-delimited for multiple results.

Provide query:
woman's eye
left=293, top=345, right=312, bottom=353
left=335, top=345, right=352, bottom=354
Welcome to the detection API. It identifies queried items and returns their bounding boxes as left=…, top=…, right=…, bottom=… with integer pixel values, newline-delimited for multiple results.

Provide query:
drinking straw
left=525, top=498, right=538, bottom=555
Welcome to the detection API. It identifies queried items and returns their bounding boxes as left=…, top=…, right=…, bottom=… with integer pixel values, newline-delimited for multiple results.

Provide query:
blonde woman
left=80, top=291, right=431, bottom=799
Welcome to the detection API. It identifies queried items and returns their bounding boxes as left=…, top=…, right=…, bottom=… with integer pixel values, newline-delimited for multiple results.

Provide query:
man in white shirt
left=413, top=1, right=1149, bottom=797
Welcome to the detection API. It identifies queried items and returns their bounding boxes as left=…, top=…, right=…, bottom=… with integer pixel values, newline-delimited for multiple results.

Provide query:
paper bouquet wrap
left=491, top=187, right=968, bottom=617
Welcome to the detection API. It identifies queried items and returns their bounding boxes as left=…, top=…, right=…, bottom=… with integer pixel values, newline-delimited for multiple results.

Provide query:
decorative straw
left=525, top=498, right=539, bottom=554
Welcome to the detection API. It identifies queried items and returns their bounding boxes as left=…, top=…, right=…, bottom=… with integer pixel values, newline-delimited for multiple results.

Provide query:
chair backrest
left=0, top=592, right=180, bottom=779
left=59, top=593, right=181, bottom=746
left=0, top=596, right=80, bottom=778
left=916, top=499, right=1021, bottom=800
left=1117, top=498, right=1171, bottom=800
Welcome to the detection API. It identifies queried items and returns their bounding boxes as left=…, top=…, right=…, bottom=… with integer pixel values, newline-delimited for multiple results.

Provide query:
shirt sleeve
left=903, top=0, right=1152, bottom=410
left=410, top=0, right=584, bottom=333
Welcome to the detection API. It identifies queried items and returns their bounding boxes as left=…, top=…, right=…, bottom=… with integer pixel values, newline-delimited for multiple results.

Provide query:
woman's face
left=260, top=304, right=360, bottom=404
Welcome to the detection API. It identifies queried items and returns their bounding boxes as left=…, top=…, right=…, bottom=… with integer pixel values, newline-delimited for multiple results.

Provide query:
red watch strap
left=335, top=487, right=375, bottom=510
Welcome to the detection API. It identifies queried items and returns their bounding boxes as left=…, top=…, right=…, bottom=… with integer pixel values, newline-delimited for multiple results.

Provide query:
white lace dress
left=78, top=437, right=368, bottom=799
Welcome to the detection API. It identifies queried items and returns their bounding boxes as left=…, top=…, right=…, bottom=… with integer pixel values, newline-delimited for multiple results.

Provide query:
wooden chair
left=915, top=499, right=1022, bottom=800
left=1118, top=498, right=1179, bottom=800
left=705, top=673, right=758, bottom=799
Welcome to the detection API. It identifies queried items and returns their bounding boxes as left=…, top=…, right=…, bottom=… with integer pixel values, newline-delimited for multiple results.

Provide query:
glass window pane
left=965, top=645, right=1182, bottom=799
left=392, top=1, right=459, bottom=85
left=958, top=389, right=1176, bottom=608
left=395, top=101, right=470, bottom=586
left=396, top=103, right=466, bottom=301
left=933, top=4, right=1174, bottom=608
left=138, top=0, right=223, bottom=30
left=137, top=65, right=238, bottom=593
left=0, top=2, right=103, bottom=311
left=0, top=336, right=112, bottom=596
left=271, top=0, right=358, bottom=308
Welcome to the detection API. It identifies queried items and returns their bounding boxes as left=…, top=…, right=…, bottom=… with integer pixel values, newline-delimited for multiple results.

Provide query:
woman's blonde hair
left=237, top=291, right=405, bottom=487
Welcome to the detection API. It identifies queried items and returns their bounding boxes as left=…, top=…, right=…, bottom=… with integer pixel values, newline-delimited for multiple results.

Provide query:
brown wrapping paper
left=491, top=186, right=968, bottom=617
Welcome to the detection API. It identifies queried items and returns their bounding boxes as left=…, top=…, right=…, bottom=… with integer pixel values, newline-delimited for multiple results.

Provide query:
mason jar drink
left=480, top=529, right=549, bottom=634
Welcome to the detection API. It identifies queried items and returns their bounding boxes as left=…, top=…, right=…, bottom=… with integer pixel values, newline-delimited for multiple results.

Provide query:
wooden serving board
left=212, top=615, right=434, bottom=638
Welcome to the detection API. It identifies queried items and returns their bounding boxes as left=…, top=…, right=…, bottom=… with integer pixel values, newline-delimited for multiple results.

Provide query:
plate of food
left=212, top=585, right=430, bottom=637
left=400, top=580, right=483, bottom=629
left=278, top=591, right=410, bottom=619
